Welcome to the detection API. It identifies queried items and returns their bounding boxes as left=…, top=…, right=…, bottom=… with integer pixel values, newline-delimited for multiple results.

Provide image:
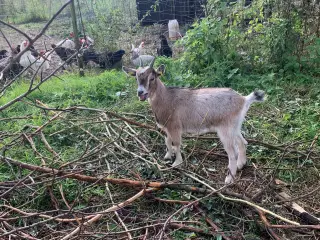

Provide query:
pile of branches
left=0, top=102, right=319, bottom=239
left=0, top=2, right=319, bottom=239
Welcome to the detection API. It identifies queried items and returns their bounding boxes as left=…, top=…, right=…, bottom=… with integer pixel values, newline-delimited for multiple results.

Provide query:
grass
left=0, top=62, right=319, bottom=239
left=1, top=62, right=319, bottom=181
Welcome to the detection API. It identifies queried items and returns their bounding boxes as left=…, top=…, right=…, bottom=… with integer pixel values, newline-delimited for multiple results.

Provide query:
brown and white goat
left=123, top=60, right=265, bottom=184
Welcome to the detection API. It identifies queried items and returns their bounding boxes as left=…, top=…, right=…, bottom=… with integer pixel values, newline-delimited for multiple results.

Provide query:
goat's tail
left=245, top=90, right=265, bottom=105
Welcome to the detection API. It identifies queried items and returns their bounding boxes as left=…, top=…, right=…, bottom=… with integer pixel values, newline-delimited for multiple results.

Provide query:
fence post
left=70, top=0, right=84, bottom=77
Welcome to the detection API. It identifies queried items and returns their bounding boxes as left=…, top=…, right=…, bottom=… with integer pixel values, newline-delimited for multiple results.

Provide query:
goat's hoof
left=237, top=162, right=246, bottom=170
left=172, top=159, right=182, bottom=167
left=164, top=152, right=172, bottom=160
left=225, top=175, right=234, bottom=184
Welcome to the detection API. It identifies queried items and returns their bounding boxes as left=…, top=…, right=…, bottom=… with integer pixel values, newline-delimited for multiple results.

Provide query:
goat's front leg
left=164, top=136, right=173, bottom=160
left=171, top=133, right=182, bottom=167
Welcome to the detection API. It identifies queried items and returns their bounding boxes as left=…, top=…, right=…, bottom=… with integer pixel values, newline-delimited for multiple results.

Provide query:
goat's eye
left=149, top=77, right=155, bottom=81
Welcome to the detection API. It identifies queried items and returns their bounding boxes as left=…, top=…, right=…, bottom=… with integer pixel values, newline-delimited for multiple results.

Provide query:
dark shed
left=137, top=0, right=206, bottom=26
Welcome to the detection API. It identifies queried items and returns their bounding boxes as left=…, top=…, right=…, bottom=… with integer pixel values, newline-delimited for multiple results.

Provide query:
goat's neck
left=149, top=80, right=173, bottom=125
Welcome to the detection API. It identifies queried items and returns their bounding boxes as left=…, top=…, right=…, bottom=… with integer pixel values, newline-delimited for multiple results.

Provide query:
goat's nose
left=137, top=90, right=143, bottom=96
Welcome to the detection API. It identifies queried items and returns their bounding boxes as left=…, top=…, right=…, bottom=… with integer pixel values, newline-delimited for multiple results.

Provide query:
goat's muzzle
left=137, top=90, right=148, bottom=101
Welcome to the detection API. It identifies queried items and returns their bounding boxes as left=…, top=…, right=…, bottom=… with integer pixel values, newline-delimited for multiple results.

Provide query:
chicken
left=157, top=35, right=172, bottom=58
left=19, top=40, right=51, bottom=74
left=56, top=39, right=76, bottom=49
left=51, top=44, right=77, bottom=64
left=0, top=52, right=24, bottom=81
left=16, top=44, right=39, bottom=57
left=98, top=50, right=126, bottom=69
left=0, top=50, right=9, bottom=60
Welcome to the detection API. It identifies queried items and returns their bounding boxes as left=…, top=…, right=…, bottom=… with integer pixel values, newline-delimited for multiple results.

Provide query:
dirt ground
left=0, top=20, right=185, bottom=80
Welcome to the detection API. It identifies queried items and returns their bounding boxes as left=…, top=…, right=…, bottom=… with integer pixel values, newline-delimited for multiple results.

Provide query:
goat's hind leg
left=218, top=129, right=238, bottom=184
left=236, top=133, right=248, bottom=170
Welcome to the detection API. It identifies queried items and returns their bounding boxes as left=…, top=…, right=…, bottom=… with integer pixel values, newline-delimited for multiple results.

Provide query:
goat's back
left=153, top=87, right=246, bottom=133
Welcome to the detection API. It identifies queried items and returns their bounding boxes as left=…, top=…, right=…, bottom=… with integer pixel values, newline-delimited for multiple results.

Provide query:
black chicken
left=157, top=35, right=172, bottom=58
left=51, top=44, right=77, bottom=64
left=0, top=53, right=24, bottom=82
left=0, top=50, right=8, bottom=60
left=98, top=50, right=126, bottom=69
left=16, top=44, right=39, bottom=57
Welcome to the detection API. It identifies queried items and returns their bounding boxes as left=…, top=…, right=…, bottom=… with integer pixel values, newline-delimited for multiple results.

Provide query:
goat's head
left=123, top=58, right=165, bottom=101
left=131, top=42, right=144, bottom=59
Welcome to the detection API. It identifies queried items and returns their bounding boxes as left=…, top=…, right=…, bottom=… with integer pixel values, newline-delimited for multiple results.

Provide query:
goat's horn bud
left=149, top=57, right=156, bottom=68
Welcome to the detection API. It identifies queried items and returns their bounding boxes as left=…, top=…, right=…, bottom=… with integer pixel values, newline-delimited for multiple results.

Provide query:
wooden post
left=70, top=0, right=84, bottom=77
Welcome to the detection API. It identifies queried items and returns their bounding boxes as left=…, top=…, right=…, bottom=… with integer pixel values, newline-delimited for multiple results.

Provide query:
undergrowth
left=0, top=59, right=319, bottom=238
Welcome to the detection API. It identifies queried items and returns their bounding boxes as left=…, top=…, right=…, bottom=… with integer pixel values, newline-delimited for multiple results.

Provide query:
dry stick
left=105, top=158, right=132, bottom=240
left=149, top=196, right=191, bottom=205
left=36, top=100, right=100, bottom=141
left=258, top=210, right=282, bottom=240
left=0, top=28, right=13, bottom=50
left=142, top=227, right=148, bottom=240
left=263, top=185, right=320, bottom=206
left=33, top=112, right=64, bottom=135
left=158, top=184, right=227, bottom=240
left=60, top=188, right=154, bottom=240
left=194, top=205, right=232, bottom=240
left=0, top=0, right=72, bottom=84
left=22, top=134, right=47, bottom=166
left=105, top=182, right=133, bottom=240
left=251, top=142, right=291, bottom=201
left=0, top=210, right=88, bottom=238
left=300, top=133, right=319, bottom=167
left=276, top=192, right=320, bottom=225
left=39, top=131, right=59, bottom=158
left=0, top=204, right=93, bottom=223
left=185, top=136, right=309, bottom=157
left=59, top=185, right=71, bottom=210
left=183, top=172, right=300, bottom=226
left=0, top=21, right=32, bottom=42
left=0, top=155, right=210, bottom=194
left=82, top=222, right=220, bottom=237
left=103, top=120, right=160, bottom=168
left=2, top=221, right=40, bottom=240
left=0, top=171, right=35, bottom=198
left=120, top=121, right=150, bottom=153
left=32, top=106, right=157, bottom=131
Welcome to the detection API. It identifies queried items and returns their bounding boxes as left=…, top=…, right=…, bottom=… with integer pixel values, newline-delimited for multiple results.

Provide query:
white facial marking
left=137, top=85, right=146, bottom=94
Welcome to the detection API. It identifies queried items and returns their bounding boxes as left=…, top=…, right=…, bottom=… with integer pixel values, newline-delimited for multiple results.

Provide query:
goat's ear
left=156, top=64, right=165, bottom=76
left=131, top=44, right=135, bottom=51
left=122, top=66, right=136, bottom=77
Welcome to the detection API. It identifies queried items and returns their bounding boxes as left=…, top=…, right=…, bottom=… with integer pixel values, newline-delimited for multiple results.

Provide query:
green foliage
left=87, top=9, right=125, bottom=51
left=179, top=0, right=320, bottom=79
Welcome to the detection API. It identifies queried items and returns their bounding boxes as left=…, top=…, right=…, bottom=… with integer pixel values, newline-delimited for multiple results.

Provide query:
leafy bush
left=178, top=0, right=319, bottom=80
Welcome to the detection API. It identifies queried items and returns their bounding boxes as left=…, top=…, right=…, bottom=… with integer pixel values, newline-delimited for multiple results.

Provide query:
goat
left=157, top=35, right=173, bottom=58
left=123, top=59, right=265, bottom=184
left=131, top=42, right=155, bottom=67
